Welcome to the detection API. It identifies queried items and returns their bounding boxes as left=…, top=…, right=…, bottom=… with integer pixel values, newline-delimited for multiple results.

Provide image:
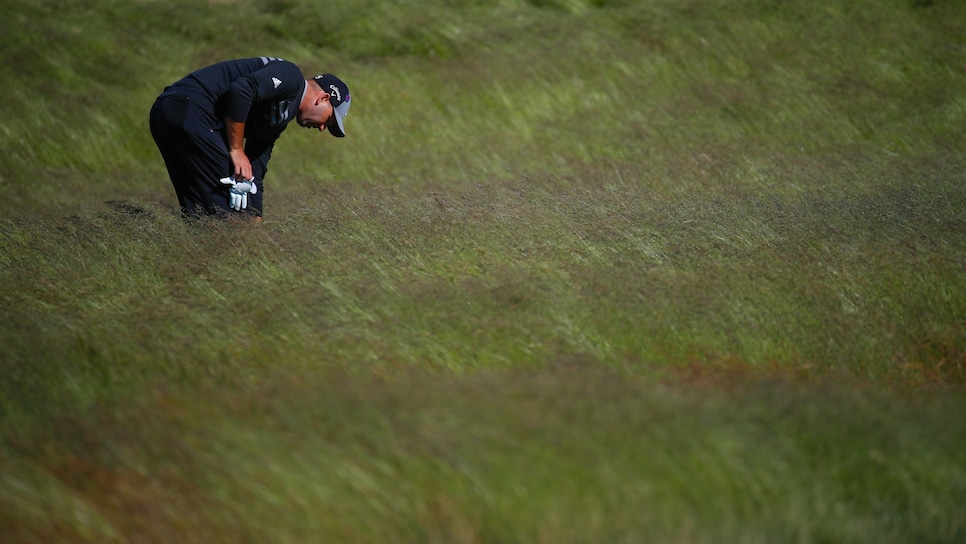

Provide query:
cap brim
left=329, top=102, right=348, bottom=138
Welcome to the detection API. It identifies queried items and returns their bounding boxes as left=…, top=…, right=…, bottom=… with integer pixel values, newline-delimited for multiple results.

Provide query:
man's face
left=297, top=97, right=336, bottom=133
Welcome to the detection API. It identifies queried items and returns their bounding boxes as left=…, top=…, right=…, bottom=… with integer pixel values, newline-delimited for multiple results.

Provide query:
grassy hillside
left=2, top=0, right=965, bottom=541
left=3, top=0, right=965, bottom=208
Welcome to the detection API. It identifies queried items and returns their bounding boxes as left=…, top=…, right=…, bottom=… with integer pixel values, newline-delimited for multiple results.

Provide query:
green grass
left=2, top=0, right=966, bottom=541
left=4, top=371, right=965, bottom=543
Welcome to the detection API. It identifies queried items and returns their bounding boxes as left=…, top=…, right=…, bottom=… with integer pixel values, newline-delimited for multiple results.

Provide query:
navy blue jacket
left=159, top=57, right=307, bottom=180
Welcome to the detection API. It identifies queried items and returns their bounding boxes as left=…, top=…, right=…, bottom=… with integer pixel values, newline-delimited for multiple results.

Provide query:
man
left=150, top=57, right=350, bottom=218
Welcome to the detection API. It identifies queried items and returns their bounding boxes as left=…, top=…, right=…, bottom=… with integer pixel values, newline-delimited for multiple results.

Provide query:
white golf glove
left=219, top=177, right=258, bottom=211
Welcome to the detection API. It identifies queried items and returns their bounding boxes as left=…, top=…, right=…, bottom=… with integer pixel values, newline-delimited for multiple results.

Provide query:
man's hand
left=219, top=177, right=258, bottom=211
left=229, top=148, right=253, bottom=181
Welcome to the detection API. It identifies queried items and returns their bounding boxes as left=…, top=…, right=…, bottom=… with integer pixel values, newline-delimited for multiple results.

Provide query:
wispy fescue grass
left=4, top=370, right=966, bottom=543
left=2, top=0, right=966, bottom=541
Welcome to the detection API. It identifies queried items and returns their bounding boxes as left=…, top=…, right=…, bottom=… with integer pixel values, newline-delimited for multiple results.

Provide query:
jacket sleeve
left=224, top=61, right=303, bottom=123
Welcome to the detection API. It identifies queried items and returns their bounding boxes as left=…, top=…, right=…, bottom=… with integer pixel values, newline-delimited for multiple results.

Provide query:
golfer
left=150, top=57, right=350, bottom=218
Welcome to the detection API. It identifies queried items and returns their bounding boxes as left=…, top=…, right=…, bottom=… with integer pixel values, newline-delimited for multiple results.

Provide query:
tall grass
left=4, top=370, right=965, bottom=543
left=2, top=0, right=965, bottom=541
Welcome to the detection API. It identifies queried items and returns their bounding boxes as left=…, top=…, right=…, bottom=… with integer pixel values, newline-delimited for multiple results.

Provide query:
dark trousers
left=149, top=95, right=263, bottom=217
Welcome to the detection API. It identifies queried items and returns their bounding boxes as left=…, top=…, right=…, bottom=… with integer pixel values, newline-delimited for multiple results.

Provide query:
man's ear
left=316, top=91, right=331, bottom=106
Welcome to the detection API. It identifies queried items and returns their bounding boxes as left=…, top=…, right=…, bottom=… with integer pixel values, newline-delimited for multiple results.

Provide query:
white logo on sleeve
left=272, top=77, right=282, bottom=89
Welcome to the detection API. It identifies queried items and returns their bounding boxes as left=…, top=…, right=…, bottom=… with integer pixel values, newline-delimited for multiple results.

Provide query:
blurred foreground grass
left=2, top=0, right=966, bottom=541
left=3, top=370, right=965, bottom=543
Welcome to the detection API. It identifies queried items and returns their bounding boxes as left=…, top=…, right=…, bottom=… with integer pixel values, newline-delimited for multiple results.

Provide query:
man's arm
left=226, top=118, right=253, bottom=181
